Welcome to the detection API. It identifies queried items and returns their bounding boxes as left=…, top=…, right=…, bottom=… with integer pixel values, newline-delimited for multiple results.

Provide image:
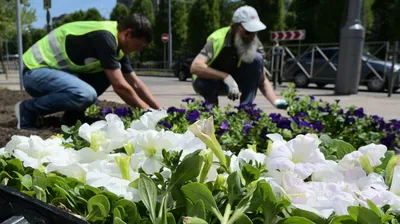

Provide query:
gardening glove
left=223, top=75, right=240, bottom=101
left=273, top=99, right=289, bottom=110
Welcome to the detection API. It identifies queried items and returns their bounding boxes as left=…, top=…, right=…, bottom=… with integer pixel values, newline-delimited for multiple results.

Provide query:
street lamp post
left=16, top=0, right=23, bottom=90
left=334, top=0, right=365, bottom=95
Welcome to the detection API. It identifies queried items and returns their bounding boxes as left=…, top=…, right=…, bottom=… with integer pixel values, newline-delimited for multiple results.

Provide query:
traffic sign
left=161, top=33, right=169, bottom=43
left=270, top=30, right=306, bottom=41
left=43, top=0, right=51, bottom=9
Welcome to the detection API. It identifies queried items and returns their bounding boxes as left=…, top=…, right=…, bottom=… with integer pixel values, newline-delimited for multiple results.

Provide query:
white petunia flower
left=129, top=109, right=168, bottom=131
left=358, top=143, right=387, bottom=167
left=7, top=135, right=65, bottom=169
left=265, top=134, right=327, bottom=179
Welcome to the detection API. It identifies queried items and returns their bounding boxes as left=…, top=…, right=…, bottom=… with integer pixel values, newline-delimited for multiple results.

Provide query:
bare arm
left=123, top=71, right=161, bottom=109
left=104, top=69, right=150, bottom=110
left=258, top=70, right=279, bottom=104
left=190, top=54, right=229, bottom=80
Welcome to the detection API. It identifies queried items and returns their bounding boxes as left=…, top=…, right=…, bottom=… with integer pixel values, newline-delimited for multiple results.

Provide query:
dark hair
left=117, top=14, right=153, bottom=43
left=230, top=23, right=241, bottom=34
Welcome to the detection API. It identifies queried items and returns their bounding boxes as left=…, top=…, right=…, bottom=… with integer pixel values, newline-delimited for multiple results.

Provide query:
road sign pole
left=164, top=43, right=166, bottom=75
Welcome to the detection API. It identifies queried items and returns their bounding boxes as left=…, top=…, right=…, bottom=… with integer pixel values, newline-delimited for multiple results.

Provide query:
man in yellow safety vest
left=17, top=14, right=161, bottom=130
left=190, top=6, right=288, bottom=109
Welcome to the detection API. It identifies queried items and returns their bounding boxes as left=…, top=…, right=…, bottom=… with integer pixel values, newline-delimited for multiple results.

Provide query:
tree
left=244, top=0, right=285, bottom=44
left=131, top=0, right=155, bottom=24
left=187, top=0, right=220, bottom=53
left=372, top=0, right=396, bottom=41
left=171, top=0, right=188, bottom=57
left=219, top=0, right=244, bottom=27
left=0, top=0, right=36, bottom=72
left=84, top=8, right=104, bottom=21
left=110, top=3, right=129, bottom=22
left=153, top=0, right=168, bottom=59
left=53, top=9, right=105, bottom=28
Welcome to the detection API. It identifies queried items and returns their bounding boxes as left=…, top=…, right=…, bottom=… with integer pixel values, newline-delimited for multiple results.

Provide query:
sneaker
left=15, top=101, right=39, bottom=130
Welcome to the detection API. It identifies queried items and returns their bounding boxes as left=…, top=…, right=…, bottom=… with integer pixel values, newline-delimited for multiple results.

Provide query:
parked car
left=282, top=47, right=400, bottom=92
left=174, top=55, right=196, bottom=81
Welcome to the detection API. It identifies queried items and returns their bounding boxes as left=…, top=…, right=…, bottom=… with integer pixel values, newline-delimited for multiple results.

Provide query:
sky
left=30, top=0, right=115, bottom=28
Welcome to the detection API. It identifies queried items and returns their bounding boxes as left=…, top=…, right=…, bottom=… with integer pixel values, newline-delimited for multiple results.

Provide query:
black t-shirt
left=65, top=30, right=133, bottom=74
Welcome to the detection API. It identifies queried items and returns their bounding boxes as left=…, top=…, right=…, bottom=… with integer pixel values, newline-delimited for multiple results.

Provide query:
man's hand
left=223, top=75, right=240, bottom=101
left=273, top=99, right=289, bottom=110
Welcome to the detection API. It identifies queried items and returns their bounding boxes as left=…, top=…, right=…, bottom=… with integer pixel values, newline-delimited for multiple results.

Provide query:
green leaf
left=234, top=214, right=253, bottom=224
left=319, top=134, right=334, bottom=147
left=32, top=170, right=47, bottom=202
left=167, top=212, right=176, bottom=224
left=181, top=182, right=222, bottom=220
left=169, top=153, right=202, bottom=190
left=292, top=208, right=326, bottom=224
left=138, top=173, right=157, bottom=222
left=183, top=217, right=208, bottom=224
left=333, top=139, right=355, bottom=159
left=6, top=159, right=24, bottom=174
left=241, top=164, right=260, bottom=185
left=20, top=174, right=32, bottom=190
left=0, top=171, right=12, bottom=185
left=188, top=200, right=206, bottom=220
left=347, top=206, right=382, bottom=224
left=277, top=216, right=315, bottom=224
left=113, top=199, right=137, bottom=224
left=331, top=215, right=358, bottom=224
left=227, top=172, right=244, bottom=204
left=366, top=200, right=382, bottom=218
left=114, top=217, right=127, bottom=224
left=385, top=155, right=398, bottom=186
left=85, top=195, right=111, bottom=222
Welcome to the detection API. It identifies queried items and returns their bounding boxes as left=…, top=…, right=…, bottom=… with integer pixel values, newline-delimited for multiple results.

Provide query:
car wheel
left=367, top=76, right=385, bottom=92
left=294, top=72, right=309, bottom=88
left=178, top=70, right=187, bottom=81
left=316, top=83, right=326, bottom=88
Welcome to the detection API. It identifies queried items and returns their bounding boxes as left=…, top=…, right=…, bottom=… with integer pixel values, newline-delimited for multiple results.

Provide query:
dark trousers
left=192, top=53, right=263, bottom=105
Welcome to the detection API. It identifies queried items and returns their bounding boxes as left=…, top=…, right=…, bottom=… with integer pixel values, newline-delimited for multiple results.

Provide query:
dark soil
left=0, top=89, right=127, bottom=147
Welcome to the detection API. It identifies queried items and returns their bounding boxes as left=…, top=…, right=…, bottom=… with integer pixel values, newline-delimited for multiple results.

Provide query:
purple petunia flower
left=101, top=107, right=112, bottom=116
left=269, top=113, right=282, bottom=123
left=114, top=107, right=131, bottom=117
left=186, top=110, right=200, bottom=123
left=158, top=121, right=172, bottom=129
left=167, top=107, right=186, bottom=114
left=220, top=120, right=230, bottom=131
left=296, top=112, right=308, bottom=118
left=243, top=121, right=254, bottom=135
left=381, top=133, right=396, bottom=149
left=182, top=97, right=195, bottom=104
left=353, top=108, right=365, bottom=118
left=227, top=112, right=236, bottom=117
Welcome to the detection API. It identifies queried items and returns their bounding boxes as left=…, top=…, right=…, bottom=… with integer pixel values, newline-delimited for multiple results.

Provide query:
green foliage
left=131, top=0, right=155, bottom=24
left=187, top=0, right=220, bottom=53
left=53, top=8, right=105, bottom=28
left=110, top=3, right=129, bottom=22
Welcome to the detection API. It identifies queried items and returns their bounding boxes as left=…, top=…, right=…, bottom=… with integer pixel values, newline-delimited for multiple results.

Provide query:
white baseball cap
left=232, top=5, right=266, bottom=32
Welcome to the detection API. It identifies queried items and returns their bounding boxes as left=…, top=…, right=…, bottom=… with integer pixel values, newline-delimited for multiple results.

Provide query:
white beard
left=234, top=33, right=260, bottom=64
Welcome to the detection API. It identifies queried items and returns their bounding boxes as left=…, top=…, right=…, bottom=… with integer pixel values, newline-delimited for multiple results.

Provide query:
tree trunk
left=0, top=40, right=8, bottom=77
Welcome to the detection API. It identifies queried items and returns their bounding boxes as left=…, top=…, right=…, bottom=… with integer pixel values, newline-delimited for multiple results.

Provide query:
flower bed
left=87, top=84, right=399, bottom=155
left=1, top=109, right=400, bottom=223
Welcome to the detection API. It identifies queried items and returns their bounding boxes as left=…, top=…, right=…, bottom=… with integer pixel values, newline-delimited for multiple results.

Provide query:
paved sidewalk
left=1, top=71, right=399, bottom=120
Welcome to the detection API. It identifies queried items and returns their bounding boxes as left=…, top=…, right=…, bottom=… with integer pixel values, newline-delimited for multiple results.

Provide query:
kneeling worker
left=17, top=14, right=161, bottom=130
left=190, top=6, right=288, bottom=109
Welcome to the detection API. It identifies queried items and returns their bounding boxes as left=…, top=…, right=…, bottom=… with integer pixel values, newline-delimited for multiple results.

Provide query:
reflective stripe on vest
left=30, top=31, right=69, bottom=69
left=23, top=21, right=123, bottom=73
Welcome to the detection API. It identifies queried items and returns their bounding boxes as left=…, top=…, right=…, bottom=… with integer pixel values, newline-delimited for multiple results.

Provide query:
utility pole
left=168, top=0, right=172, bottom=68
left=16, top=0, right=23, bottom=90
left=44, top=0, right=52, bottom=33
left=334, top=0, right=365, bottom=95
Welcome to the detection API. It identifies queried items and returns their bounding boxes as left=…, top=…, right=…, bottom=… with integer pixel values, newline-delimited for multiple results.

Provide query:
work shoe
left=15, top=101, right=39, bottom=130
